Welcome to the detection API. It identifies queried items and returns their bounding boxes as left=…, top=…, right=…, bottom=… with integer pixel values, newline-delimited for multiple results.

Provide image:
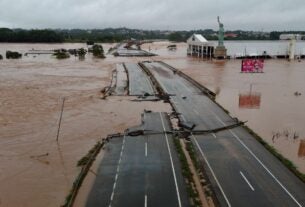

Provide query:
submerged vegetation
left=77, top=48, right=87, bottom=59
left=54, top=50, right=70, bottom=59
left=6, top=51, right=22, bottom=59
left=89, top=44, right=105, bottom=58
left=244, top=125, right=305, bottom=183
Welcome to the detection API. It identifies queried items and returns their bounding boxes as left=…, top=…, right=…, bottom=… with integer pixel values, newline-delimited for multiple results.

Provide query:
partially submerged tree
left=86, top=40, right=94, bottom=45
left=90, top=44, right=105, bottom=58
left=54, top=49, right=70, bottom=59
left=6, top=51, right=22, bottom=59
left=77, top=48, right=87, bottom=59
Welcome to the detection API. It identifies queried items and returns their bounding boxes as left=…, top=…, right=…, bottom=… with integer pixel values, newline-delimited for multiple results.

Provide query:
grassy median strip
left=173, top=137, right=203, bottom=207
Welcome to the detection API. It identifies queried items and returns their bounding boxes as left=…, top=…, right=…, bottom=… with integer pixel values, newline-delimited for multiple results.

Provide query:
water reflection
left=298, top=140, right=305, bottom=158
left=239, top=92, right=261, bottom=109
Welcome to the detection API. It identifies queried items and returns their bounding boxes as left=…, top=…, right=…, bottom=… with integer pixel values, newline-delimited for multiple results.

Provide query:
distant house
left=279, top=34, right=303, bottom=40
left=225, top=33, right=238, bottom=38
left=187, top=34, right=215, bottom=58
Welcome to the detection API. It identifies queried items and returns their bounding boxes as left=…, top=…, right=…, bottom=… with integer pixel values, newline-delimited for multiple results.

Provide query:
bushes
left=86, top=40, right=94, bottom=45
left=6, top=51, right=22, bottom=59
left=67, top=48, right=87, bottom=59
left=89, top=44, right=105, bottom=58
left=54, top=50, right=70, bottom=59
left=0, top=54, right=3, bottom=60
left=77, top=48, right=87, bottom=59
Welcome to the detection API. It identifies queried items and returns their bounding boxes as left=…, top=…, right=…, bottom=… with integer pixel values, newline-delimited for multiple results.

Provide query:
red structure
left=241, top=59, right=264, bottom=73
left=239, top=92, right=261, bottom=109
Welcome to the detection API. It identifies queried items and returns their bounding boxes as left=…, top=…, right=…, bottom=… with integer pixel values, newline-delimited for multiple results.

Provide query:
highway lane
left=86, top=138, right=123, bottom=207
left=142, top=61, right=305, bottom=207
left=86, top=112, right=190, bottom=207
left=142, top=62, right=233, bottom=130
left=124, top=63, right=155, bottom=96
left=115, top=43, right=155, bottom=57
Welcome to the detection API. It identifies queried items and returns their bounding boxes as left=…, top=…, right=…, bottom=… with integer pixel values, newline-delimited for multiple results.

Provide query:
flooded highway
left=0, top=43, right=170, bottom=207
left=141, top=60, right=305, bottom=207
left=142, top=42, right=305, bottom=173
left=86, top=112, right=191, bottom=207
left=1, top=41, right=305, bottom=206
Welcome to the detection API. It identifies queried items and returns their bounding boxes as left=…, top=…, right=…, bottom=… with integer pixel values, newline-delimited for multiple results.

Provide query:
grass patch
left=173, top=137, right=201, bottom=207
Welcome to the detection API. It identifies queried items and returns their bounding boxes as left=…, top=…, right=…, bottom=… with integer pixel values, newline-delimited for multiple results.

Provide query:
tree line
left=0, top=28, right=304, bottom=43
left=0, top=28, right=63, bottom=42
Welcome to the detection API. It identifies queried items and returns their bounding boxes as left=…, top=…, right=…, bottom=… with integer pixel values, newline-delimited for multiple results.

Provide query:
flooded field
left=1, top=41, right=305, bottom=206
left=0, top=43, right=170, bottom=207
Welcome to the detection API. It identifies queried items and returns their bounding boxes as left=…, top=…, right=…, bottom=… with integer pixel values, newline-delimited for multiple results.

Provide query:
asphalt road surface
left=86, top=112, right=191, bottom=207
left=124, top=63, right=155, bottom=96
left=115, top=43, right=155, bottom=57
left=142, top=61, right=305, bottom=207
left=113, top=63, right=127, bottom=95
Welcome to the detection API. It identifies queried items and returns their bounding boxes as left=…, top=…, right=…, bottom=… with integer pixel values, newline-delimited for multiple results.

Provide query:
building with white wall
left=187, top=34, right=215, bottom=58
left=279, top=34, right=303, bottom=41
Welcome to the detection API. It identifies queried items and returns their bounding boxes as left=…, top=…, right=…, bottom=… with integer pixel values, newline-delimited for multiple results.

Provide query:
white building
left=187, top=34, right=215, bottom=58
left=279, top=34, right=303, bottom=41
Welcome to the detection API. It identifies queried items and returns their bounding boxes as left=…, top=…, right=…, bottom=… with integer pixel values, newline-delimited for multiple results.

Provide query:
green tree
left=91, top=44, right=105, bottom=58
left=77, top=48, right=87, bottom=59
left=168, top=32, right=185, bottom=42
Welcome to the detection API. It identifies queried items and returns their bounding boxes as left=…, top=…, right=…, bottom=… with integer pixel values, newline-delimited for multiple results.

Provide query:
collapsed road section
left=112, top=42, right=156, bottom=57
left=113, top=63, right=128, bottom=95
left=141, top=61, right=305, bottom=207
left=105, top=63, right=159, bottom=101
left=86, top=111, right=191, bottom=207
left=124, top=63, right=155, bottom=96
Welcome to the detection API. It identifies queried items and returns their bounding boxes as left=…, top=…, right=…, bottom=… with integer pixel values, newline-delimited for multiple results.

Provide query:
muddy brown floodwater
left=1, top=41, right=305, bottom=207
left=0, top=43, right=171, bottom=207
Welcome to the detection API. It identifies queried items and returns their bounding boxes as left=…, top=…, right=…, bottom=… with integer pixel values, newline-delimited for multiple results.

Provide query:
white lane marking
left=192, top=134, right=231, bottom=207
left=210, top=111, right=303, bottom=207
left=159, top=112, right=182, bottom=207
left=108, top=135, right=125, bottom=207
left=193, top=109, right=199, bottom=115
left=145, top=142, right=148, bottom=157
left=240, top=171, right=255, bottom=191
left=144, top=195, right=147, bottom=207
left=212, top=133, right=217, bottom=138
left=113, top=182, right=117, bottom=190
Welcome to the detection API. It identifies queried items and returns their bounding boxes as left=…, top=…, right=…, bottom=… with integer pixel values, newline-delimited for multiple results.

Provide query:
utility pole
left=56, top=97, right=65, bottom=142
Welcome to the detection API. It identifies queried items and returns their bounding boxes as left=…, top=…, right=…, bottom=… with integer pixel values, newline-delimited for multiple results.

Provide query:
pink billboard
left=241, top=59, right=264, bottom=73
